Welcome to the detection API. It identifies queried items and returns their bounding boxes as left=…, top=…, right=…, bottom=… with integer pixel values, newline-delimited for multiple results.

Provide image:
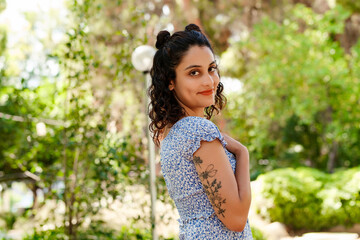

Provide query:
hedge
left=256, top=167, right=360, bottom=230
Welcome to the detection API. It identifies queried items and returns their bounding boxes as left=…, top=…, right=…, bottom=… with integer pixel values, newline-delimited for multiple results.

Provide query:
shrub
left=0, top=212, right=18, bottom=230
left=251, top=226, right=266, bottom=240
left=256, top=167, right=360, bottom=230
left=116, top=225, right=152, bottom=240
left=23, top=228, right=68, bottom=240
left=23, top=224, right=163, bottom=240
left=319, top=167, right=360, bottom=227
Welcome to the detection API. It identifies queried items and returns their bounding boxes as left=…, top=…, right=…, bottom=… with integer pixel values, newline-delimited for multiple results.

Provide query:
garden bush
left=23, top=224, right=172, bottom=240
left=0, top=212, right=18, bottom=230
left=256, top=167, right=360, bottom=230
left=251, top=226, right=266, bottom=240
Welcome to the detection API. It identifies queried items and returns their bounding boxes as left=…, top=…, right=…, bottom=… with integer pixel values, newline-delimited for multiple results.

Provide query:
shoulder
left=162, top=116, right=227, bottom=158
left=174, top=116, right=227, bottom=150
left=175, top=116, right=219, bottom=137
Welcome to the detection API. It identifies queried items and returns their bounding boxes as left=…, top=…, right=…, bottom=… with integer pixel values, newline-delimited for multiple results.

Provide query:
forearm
left=234, top=148, right=251, bottom=208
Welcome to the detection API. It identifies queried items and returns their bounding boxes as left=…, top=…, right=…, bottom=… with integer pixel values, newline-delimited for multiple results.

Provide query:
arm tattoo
left=193, top=155, right=227, bottom=217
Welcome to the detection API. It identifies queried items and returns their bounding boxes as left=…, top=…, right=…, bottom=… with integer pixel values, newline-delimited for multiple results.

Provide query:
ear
left=169, top=80, right=175, bottom=91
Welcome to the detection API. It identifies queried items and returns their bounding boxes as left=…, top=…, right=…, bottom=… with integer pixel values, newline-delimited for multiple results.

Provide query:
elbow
left=226, top=218, right=247, bottom=232
left=228, top=223, right=246, bottom=233
left=222, top=199, right=251, bottom=232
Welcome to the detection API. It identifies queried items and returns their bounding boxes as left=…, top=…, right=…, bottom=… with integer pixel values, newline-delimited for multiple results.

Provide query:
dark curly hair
left=148, top=23, right=227, bottom=146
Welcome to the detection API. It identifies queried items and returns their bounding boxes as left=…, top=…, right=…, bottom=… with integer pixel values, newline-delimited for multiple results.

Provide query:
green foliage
left=1, top=0, right=151, bottom=238
left=23, top=224, right=172, bottom=240
left=251, top=226, right=266, bottom=240
left=0, top=212, right=17, bottom=230
left=116, top=225, right=152, bottom=240
left=2, top=0, right=360, bottom=238
left=318, top=167, right=360, bottom=227
left=0, top=82, right=65, bottom=189
left=23, top=228, right=69, bottom=240
left=258, top=168, right=326, bottom=229
left=54, top=1, right=154, bottom=237
left=0, top=0, right=5, bottom=13
left=257, top=167, right=360, bottom=230
left=0, top=27, right=6, bottom=57
left=337, top=0, right=360, bottom=12
left=221, top=4, right=360, bottom=172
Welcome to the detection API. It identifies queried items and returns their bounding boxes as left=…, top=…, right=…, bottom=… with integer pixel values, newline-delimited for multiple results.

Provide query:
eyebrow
left=184, top=60, right=217, bottom=71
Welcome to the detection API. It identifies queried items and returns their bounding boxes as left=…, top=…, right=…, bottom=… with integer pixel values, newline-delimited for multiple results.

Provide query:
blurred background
left=0, top=0, right=360, bottom=239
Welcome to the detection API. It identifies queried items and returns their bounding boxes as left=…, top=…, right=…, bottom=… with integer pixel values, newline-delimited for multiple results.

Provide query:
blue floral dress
left=160, top=116, right=253, bottom=239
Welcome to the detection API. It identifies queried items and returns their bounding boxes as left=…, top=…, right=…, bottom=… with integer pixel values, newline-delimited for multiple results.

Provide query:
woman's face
left=169, top=45, right=219, bottom=117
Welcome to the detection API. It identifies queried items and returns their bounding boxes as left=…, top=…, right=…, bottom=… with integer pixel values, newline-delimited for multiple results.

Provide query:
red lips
left=198, top=89, right=214, bottom=95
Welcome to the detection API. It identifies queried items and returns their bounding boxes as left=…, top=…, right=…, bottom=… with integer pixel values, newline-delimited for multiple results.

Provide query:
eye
left=190, top=70, right=200, bottom=76
left=209, top=65, right=218, bottom=73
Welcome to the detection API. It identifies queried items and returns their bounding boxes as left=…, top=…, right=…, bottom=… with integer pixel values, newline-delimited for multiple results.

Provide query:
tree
left=221, top=4, right=360, bottom=174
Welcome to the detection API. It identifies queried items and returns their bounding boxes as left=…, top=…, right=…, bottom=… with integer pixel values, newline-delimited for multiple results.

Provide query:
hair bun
left=185, top=24, right=201, bottom=33
left=155, top=30, right=171, bottom=49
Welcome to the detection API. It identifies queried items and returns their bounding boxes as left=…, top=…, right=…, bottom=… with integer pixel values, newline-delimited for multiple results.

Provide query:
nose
left=203, top=72, right=215, bottom=87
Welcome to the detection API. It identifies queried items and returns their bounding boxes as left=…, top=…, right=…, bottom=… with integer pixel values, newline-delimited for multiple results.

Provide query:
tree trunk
left=31, top=184, right=38, bottom=210
left=68, top=146, right=80, bottom=240
left=339, top=14, right=360, bottom=53
left=63, top=79, right=70, bottom=238
left=327, top=141, right=338, bottom=173
left=0, top=184, right=4, bottom=211
left=182, top=0, right=202, bottom=29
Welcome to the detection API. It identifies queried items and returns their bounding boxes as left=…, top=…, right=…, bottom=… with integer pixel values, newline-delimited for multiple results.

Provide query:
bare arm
left=193, top=138, right=251, bottom=232
left=222, top=133, right=251, bottom=207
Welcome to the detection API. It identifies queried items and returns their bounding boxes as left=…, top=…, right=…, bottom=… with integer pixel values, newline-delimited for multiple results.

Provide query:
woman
left=149, top=24, right=253, bottom=239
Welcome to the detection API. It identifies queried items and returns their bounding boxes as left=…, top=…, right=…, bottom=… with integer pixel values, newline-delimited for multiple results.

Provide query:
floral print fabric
left=160, top=116, right=253, bottom=239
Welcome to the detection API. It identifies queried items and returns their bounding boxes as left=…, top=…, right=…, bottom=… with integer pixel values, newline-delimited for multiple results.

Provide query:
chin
left=204, top=102, right=215, bottom=108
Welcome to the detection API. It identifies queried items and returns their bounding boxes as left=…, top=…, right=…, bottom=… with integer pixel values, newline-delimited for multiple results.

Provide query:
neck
left=180, top=105, right=205, bottom=118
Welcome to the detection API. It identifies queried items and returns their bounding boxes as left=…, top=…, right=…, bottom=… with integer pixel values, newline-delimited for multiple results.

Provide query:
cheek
left=214, top=75, right=220, bottom=87
left=181, top=79, right=198, bottom=93
left=175, top=80, right=195, bottom=98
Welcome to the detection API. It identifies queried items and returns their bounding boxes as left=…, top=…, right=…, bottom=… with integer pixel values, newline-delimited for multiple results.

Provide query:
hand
left=221, top=133, right=248, bottom=157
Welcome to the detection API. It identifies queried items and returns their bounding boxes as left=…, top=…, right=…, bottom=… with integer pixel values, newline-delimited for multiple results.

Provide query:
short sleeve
left=177, top=117, right=227, bottom=158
